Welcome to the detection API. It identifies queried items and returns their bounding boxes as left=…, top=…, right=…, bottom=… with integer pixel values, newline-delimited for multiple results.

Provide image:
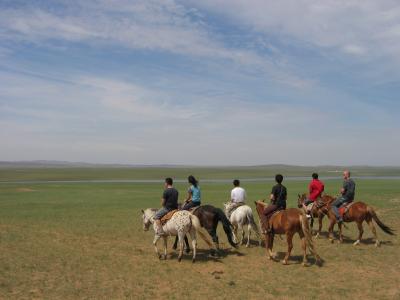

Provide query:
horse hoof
left=245, top=244, right=250, bottom=248
left=375, top=241, right=381, bottom=247
left=302, top=262, right=309, bottom=267
left=192, top=259, right=196, bottom=263
left=281, top=260, right=289, bottom=265
left=353, top=240, right=360, bottom=246
left=178, top=257, right=182, bottom=262
left=329, top=239, right=334, bottom=244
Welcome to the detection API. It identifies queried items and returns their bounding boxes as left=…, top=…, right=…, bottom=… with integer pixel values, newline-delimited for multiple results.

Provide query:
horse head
left=297, top=193, right=307, bottom=208
left=142, top=208, right=155, bottom=231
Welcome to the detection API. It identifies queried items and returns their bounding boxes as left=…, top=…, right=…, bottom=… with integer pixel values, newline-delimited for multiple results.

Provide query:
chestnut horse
left=255, top=201, right=321, bottom=266
left=297, top=194, right=334, bottom=238
left=325, top=197, right=395, bottom=246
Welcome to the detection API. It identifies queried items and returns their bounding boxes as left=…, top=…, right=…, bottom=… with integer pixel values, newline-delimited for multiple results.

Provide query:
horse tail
left=367, top=206, right=395, bottom=235
left=299, top=211, right=321, bottom=263
left=189, top=214, right=215, bottom=249
left=215, top=208, right=238, bottom=248
left=247, top=211, right=261, bottom=236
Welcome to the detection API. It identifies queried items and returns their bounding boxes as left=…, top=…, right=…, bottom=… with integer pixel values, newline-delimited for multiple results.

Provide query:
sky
left=0, top=0, right=399, bottom=166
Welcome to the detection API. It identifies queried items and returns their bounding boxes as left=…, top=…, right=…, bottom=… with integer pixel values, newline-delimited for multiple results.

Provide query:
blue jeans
left=154, top=207, right=170, bottom=220
left=332, top=196, right=349, bottom=220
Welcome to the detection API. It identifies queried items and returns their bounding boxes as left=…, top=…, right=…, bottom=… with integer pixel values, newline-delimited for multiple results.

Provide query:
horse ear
left=141, top=209, right=144, bottom=214
left=298, top=194, right=300, bottom=198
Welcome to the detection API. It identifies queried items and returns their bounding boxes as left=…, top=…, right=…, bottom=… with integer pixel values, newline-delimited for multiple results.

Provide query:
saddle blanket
left=160, top=209, right=179, bottom=225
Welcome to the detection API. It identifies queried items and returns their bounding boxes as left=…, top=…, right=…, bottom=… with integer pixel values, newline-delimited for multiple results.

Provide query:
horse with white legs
left=223, top=203, right=263, bottom=247
left=141, top=208, right=215, bottom=262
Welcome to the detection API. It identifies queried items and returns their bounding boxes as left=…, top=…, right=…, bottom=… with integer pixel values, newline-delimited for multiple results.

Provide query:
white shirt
left=231, top=187, right=246, bottom=203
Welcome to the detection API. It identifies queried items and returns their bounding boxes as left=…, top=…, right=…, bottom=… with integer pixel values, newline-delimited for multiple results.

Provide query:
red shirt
left=308, top=179, right=324, bottom=201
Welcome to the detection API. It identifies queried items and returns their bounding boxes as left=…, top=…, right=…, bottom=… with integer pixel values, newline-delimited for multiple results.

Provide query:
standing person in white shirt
left=226, top=179, right=246, bottom=218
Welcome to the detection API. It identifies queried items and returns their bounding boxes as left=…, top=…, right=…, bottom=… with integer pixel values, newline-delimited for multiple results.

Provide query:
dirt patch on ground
left=15, top=188, right=36, bottom=192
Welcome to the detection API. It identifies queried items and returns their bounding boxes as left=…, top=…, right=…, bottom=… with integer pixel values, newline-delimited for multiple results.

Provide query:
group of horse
left=141, top=194, right=394, bottom=266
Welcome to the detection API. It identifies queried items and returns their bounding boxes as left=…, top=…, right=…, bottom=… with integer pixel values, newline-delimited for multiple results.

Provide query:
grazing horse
left=325, top=200, right=395, bottom=246
left=141, top=208, right=214, bottom=262
left=172, top=205, right=238, bottom=253
left=255, top=201, right=321, bottom=266
left=223, top=203, right=263, bottom=247
left=297, top=194, right=334, bottom=238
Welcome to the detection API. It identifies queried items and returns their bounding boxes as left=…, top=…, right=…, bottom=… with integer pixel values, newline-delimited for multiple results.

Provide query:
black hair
left=165, top=177, right=173, bottom=185
left=275, top=174, right=283, bottom=184
left=233, top=179, right=240, bottom=187
left=312, top=173, right=318, bottom=179
left=188, top=175, right=198, bottom=187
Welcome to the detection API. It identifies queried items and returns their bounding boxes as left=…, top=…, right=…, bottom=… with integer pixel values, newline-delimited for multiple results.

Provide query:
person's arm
left=161, top=190, right=167, bottom=206
left=340, top=181, right=347, bottom=195
left=185, top=188, right=192, bottom=202
left=231, top=190, right=235, bottom=202
left=270, top=186, right=276, bottom=203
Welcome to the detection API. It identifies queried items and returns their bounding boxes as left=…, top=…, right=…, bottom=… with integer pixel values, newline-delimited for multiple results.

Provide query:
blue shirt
left=189, top=185, right=201, bottom=203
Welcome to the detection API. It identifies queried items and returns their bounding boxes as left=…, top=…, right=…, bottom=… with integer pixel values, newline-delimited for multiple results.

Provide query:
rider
left=154, top=177, right=179, bottom=235
left=263, top=174, right=287, bottom=232
left=226, top=179, right=247, bottom=218
left=303, top=173, right=325, bottom=218
left=182, top=175, right=201, bottom=210
left=332, top=170, right=355, bottom=224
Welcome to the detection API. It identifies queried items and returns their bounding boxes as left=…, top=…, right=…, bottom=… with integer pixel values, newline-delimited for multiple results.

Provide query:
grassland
left=0, top=167, right=399, bottom=299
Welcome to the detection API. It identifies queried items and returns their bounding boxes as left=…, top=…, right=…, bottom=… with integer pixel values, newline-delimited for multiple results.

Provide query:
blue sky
left=0, top=0, right=399, bottom=165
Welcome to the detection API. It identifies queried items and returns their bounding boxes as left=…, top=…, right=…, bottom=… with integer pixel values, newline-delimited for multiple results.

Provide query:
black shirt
left=342, top=179, right=355, bottom=201
left=271, top=184, right=287, bottom=208
left=163, top=187, right=179, bottom=210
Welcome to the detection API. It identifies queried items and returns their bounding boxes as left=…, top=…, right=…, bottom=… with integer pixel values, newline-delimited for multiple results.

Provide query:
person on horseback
left=303, top=173, right=324, bottom=218
left=263, top=174, right=287, bottom=232
left=332, top=170, right=355, bottom=224
left=226, top=179, right=247, bottom=218
left=154, top=177, right=179, bottom=235
left=182, top=175, right=201, bottom=210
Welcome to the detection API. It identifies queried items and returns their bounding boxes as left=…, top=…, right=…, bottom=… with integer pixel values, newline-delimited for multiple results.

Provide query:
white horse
left=223, top=203, right=263, bottom=247
left=141, top=208, right=214, bottom=262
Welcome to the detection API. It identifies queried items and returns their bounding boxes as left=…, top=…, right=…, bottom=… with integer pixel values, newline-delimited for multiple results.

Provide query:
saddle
left=160, top=209, right=179, bottom=225
left=338, top=202, right=355, bottom=218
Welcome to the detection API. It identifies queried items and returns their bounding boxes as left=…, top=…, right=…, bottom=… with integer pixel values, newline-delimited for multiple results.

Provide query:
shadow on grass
left=272, top=252, right=325, bottom=267
left=167, top=247, right=245, bottom=263
left=339, top=237, right=394, bottom=246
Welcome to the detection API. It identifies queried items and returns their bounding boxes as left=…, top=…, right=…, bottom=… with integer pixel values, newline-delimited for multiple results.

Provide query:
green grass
left=0, top=168, right=399, bottom=299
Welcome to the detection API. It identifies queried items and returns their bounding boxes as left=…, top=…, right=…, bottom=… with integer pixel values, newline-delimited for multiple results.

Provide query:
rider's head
left=188, top=175, right=198, bottom=187
left=275, top=174, right=284, bottom=184
left=233, top=179, right=240, bottom=187
left=312, top=173, right=318, bottom=179
left=343, top=170, right=350, bottom=179
left=165, top=177, right=173, bottom=187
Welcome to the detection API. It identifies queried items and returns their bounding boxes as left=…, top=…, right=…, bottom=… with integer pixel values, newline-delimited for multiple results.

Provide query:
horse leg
left=239, top=224, right=245, bottom=245
left=366, top=219, right=380, bottom=247
left=207, top=228, right=219, bottom=257
left=316, top=213, right=323, bottom=239
left=338, top=222, right=344, bottom=243
left=353, top=221, right=364, bottom=246
left=162, top=236, right=168, bottom=259
left=172, top=236, right=178, bottom=250
left=299, top=232, right=307, bottom=267
left=232, top=225, right=238, bottom=244
left=177, top=232, right=184, bottom=262
left=328, top=218, right=335, bottom=243
left=153, top=235, right=161, bottom=259
left=282, top=232, right=294, bottom=265
left=246, top=224, right=251, bottom=248
left=266, top=233, right=276, bottom=260
left=189, top=229, right=197, bottom=263
left=184, top=235, right=190, bottom=254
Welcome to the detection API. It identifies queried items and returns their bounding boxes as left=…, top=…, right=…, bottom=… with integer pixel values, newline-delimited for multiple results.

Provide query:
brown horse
left=325, top=198, right=395, bottom=246
left=297, top=194, right=334, bottom=238
left=255, top=201, right=321, bottom=266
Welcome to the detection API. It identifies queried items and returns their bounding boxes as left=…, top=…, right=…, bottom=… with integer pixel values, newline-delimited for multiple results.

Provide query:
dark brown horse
left=325, top=198, right=395, bottom=246
left=297, top=194, right=334, bottom=238
left=172, top=205, right=238, bottom=253
left=255, top=201, right=321, bottom=266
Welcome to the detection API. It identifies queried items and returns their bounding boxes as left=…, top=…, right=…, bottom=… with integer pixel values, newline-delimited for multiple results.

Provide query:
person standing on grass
left=226, top=179, right=247, bottom=218
left=332, top=170, right=355, bottom=224
left=182, top=175, right=201, bottom=210
left=153, top=177, right=179, bottom=235
left=262, top=174, right=287, bottom=233
left=303, top=173, right=325, bottom=218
